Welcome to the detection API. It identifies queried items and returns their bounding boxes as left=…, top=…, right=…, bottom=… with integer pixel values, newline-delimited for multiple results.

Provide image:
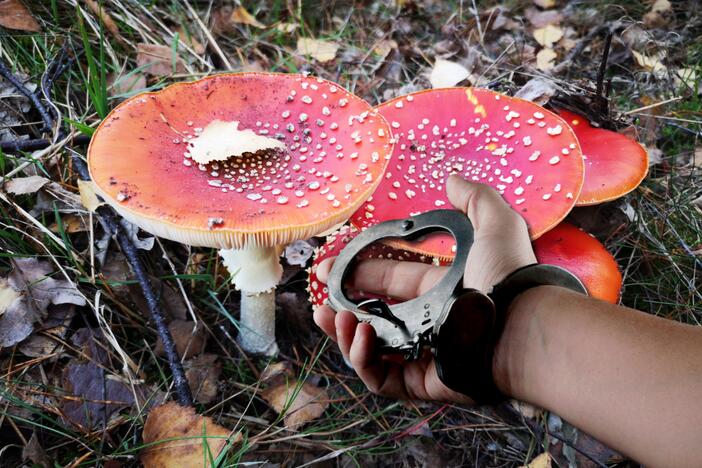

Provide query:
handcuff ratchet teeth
left=327, top=209, right=475, bottom=360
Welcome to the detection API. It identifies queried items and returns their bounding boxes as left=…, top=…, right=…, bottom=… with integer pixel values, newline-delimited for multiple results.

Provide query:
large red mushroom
left=351, top=88, right=585, bottom=259
left=89, top=72, right=393, bottom=355
left=555, top=109, right=649, bottom=206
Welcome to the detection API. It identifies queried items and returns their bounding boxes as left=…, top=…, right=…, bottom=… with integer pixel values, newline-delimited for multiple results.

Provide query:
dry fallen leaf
left=109, top=72, right=147, bottom=97
left=4, top=175, right=49, bottom=195
left=0, top=258, right=86, bottom=350
left=262, top=378, right=329, bottom=429
left=643, top=0, right=672, bottom=28
left=136, top=43, right=187, bottom=77
left=231, top=5, right=265, bottom=28
left=22, top=431, right=50, bottom=468
left=77, top=179, right=104, bottom=212
left=520, top=452, right=552, bottom=468
left=185, top=353, right=221, bottom=404
left=83, top=0, right=123, bottom=41
left=296, top=38, right=339, bottom=63
left=532, top=0, right=557, bottom=8
left=18, top=303, right=74, bottom=358
left=275, top=22, right=298, bottom=33
left=373, top=39, right=398, bottom=59
left=187, top=120, right=286, bottom=165
left=514, top=77, right=557, bottom=106
left=536, top=48, right=558, bottom=71
left=429, top=59, right=470, bottom=88
left=0, top=0, right=41, bottom=32
left=524, top=7, right=562, bottom=28
left=141, top=402, right=237, bottom=467
left=175, top=27, right=205, bottom=55
left=155, top=319, right=207, bottom=360
left=533, top=24, right=563, bottom=48
left=631, top=50, right=666, bottom=75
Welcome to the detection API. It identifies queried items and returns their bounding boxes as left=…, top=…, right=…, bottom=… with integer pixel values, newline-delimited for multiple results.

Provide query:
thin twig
left=72, top=155, right=194, bottom=407
left=0, top=60, right=54, bottom=133
left=1, top=134, right=91, bottom=153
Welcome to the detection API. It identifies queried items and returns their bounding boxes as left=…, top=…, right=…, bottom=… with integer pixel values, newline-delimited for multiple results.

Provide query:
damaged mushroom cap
left=350, top=88, right=584, bottom=259
left=308, top=225, right=445, bottom=309
left=88, top=73, right=393, bottom=249
left=556, top=110, right=649, bottom=206
left=533, top=222, right=622, bottom=303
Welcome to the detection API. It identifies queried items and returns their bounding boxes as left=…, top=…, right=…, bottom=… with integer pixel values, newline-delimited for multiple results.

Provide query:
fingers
left=313, top=305, right=337, bottom=342
left=317, top=257, right=446, bottom=300
left=446, top=174, right=524, bottom=233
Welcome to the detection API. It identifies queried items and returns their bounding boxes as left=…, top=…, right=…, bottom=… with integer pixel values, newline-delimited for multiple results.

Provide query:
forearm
left=493, top=285, right=702, bottom=467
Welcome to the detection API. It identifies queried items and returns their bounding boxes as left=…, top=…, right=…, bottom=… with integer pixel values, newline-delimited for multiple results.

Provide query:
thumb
left=446, top=174, right=519, bottom=232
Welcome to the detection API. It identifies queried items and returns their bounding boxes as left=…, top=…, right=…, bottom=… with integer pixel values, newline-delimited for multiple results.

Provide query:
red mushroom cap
left=350, top=88, right=584, bottom=259
left=556, top=110, right=648, bottom=206
left=88, top=73, right=393, bottom=249
left=533, top=222, right=622, bottom=303
left=308, top=225, right=442, bottom=309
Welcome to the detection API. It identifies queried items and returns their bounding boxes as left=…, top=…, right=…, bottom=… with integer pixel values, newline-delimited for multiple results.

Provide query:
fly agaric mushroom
left=555, top=109, right=648, bottom=206
left=88, top=73, right=393, bottom=355
left=308, top=225, right=444, bottom=309
left=350, top=88, right=585, bottom=259
left=533, top=222, right=622, bottom=303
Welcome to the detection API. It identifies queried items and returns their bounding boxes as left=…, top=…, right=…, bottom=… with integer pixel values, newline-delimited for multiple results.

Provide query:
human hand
left=313, top=175, right=537, bottom=402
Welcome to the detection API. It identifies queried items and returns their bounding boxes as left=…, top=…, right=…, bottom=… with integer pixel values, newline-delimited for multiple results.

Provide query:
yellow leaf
left=141, top=402, right=239, bottom=468
left=533, top=24, right=563, bottom=48
left=262, top=379, right=329, bottom=429
left=429, top=59, right=470, bottom=88
left=187, top=120, right=286, bottom=165
left=231, top=5, right=265, bottom=29
left=77, top=179, right=104, bottom=212
left=532, top=0, right=557, bottom=8
left=296, top=38, right=339, bottom=63
left=520, top=452, right=552, bottom=468
left=0, top=0, right=41, bottom=32
left=632, top=50, right=666, bottom=74
left=536, top=48, right=558, bottom=71
left=373, top=39, right=398, bottom=58
left=0, top=278, right=20, bottom=316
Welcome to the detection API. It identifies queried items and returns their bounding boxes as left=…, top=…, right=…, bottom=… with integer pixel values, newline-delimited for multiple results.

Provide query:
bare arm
left=314, top=175, right=702, bottom=467
left=495, top=285, right=702, bottom=467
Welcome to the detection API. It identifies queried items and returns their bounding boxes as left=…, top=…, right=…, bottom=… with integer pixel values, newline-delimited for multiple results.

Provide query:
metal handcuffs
left=327, top=209, right=587, bottom=400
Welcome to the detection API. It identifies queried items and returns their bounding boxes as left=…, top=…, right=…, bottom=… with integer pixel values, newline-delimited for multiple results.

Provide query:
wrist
left=491, top=285, right=551, bottom=400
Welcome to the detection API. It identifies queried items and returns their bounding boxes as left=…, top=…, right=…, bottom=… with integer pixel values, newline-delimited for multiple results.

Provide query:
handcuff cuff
left=327, top=209, right=587, bottom=404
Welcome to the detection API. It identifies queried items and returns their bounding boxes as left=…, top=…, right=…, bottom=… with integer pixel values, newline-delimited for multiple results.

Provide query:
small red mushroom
left=533, top=222, right=622, bottom=303
left=89, top=72, right=393, bottom=355
left=350, top=88, right=584, bottom=260
left=555, top=110, right=649, bottom=206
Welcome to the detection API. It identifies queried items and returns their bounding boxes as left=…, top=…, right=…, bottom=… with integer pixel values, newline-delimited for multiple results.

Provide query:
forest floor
left=1, top=0, right=701, bottom=466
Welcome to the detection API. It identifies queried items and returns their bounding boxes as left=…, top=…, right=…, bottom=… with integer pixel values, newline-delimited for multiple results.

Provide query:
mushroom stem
left=220, top=246, right=283, bottom=356
left=239, top=290, right=279, bottom=355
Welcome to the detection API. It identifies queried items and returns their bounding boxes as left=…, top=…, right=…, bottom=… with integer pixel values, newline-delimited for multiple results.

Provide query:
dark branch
left=0, top=59, right=55, bottom=134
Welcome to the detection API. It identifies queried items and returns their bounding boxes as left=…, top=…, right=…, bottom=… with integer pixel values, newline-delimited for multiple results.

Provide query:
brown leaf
left=155, top=320, right=207, bottom=359
left=108, top=72, right=147, bottom=97
left=83, top=0, right=123, bottom=41
left=262, top=378, right=329, bottom=429
left=49, top=214, right=90, bottom=234
left=514, top=77, right=557, bottom=106
left=141, top=402, right=238, bottom=467
left=0, top=258, right=86, bottom=350
left=185, top=353, right=221, bottom=404
left=0, top=0, right=41, bottom=32
left=296, top=38, right=339, bottom=63
left=62, top=329, right=137, bottom=429
left=231, top=5, right=265, bottom=28
left=4, top=175, right=49, bottom=195
left=18, top=303, right=75, bottom=358
left=136, top=43, right=187, bottom=77
left=524, top=8, right=562, bottom=28
left=22, top=431, right=50, bottom=468
left=175, top=27, right=205, bottom=55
